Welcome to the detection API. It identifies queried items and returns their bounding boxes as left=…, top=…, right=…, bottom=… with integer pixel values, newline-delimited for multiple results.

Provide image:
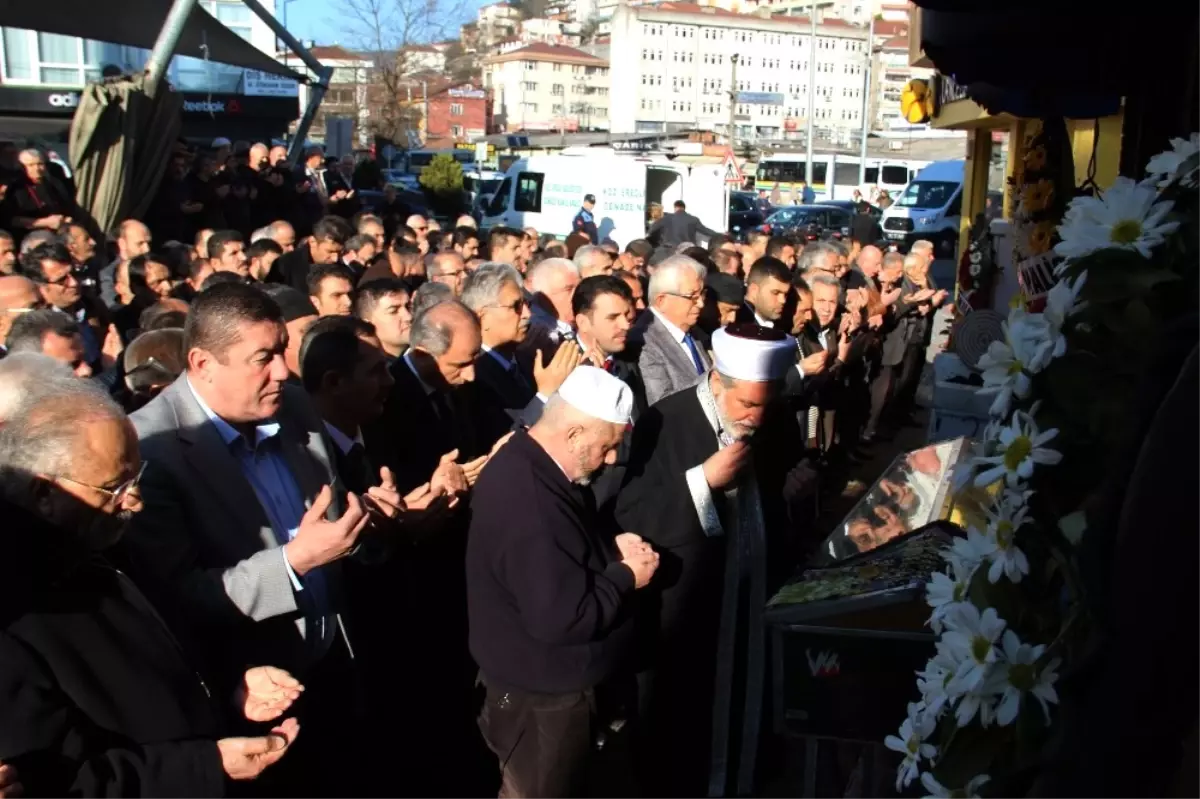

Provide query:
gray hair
left=526, top=257, right=578, bottom=293
left=0, top=372, right=124, bottom=500
left=805, top=271, right=841, bottom=293
left=882, top=251, right=905, bottom=270
left=409, top=300, right=478, bottom=356
left=410, top=281, right=454, bottom=318
left=911, top=239, right=934, bottom=256
left=573, top=245, right=607, bottom=271
left=18, top=148, right=44, bottom=162
left=0, top=352, right=74, bottom=422
left=647, top=255, right=706, bottom=303
left=461, top=263, right=522, bottom=313
left=356, top=214, right=383, bottom=232
left=903, top=253, right=924, bottom=271
left=250, top=226, right=272, bottom=243
left=19, top=229, right=59, bottom=255
left=795, top=241, right=840, bottom=274
left=6, top=309, right=81, bottom=355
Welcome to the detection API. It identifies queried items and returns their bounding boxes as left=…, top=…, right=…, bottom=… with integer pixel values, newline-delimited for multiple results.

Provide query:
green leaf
left=1127, top=268, right=1182, bottom=293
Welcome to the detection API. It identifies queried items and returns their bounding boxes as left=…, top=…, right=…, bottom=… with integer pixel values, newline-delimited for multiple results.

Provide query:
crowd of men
left=0, top=138, right=946, bottom=798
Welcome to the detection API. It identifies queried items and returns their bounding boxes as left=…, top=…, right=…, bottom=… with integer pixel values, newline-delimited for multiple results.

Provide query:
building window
left=524, top=60, right=538, bottom=69
left=552, top=83, right=564, bottom=95
left=552, top=103, right=563, bottom=114
left=200, top=0, right=253, bottom=41
left=451, top=124, right=464, bottom=137
left=523, top=81, right=537, bottom=91
left=522, top=102, right=538, bottom=112
left=450, top=103, right=464, bottom=115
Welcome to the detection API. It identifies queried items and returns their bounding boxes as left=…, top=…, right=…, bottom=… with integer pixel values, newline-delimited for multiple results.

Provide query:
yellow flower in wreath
left=1028, top=220, right=1057, bottom=255
left=1021, top=179, right=1055, bottom=213
left=1024, top=145, right=1047, bottom=173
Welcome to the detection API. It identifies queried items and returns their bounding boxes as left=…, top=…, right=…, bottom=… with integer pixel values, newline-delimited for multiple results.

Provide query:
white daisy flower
left=915, top=644, right=959, bottom=718
left=943, top=527, right=993, bottom=575
left=973, top=407, right=1063, bottom=489
left=942, top=603, right=1007, bottom=695
left=1145, top=133, right=1200, bottom=188
left=980, top=490, right=1032, bottom=584
left=885, top=702, right=939, bottom=791
left=976, top=315, right=1052, bottom=418
left=969, top=248, right=983, bottom=265
left=921, top=772, right=992, bottom=798
left=1054, top=177, right=1180, bottom=261
left=926, top=555, right=976, bottom=633
left=969, top=261, right=981, bottom=276
left=993, top=629, right=1061, bottom=726
left=1042, top=273, right=1088, bottom=359
left=954, top=682, right=1000, bottom=728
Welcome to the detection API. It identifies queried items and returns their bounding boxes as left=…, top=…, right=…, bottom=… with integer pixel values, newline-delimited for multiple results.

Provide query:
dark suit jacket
left=0, top=502, right=224, bottom=797
left=123, top=377, right=349, bottom=687
left=267, top=240, right=316, bottom=291
left=472, top=349, right=545, bottom=449
left=363, top=355, right=486, bottom=495
left=733, top=302, right=782, bottom=331
left=647, top=210, right=721, bottom=248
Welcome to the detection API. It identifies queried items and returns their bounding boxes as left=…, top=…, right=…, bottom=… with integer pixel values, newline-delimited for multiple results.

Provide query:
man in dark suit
left=573, top=274, right=647, bottom=510
left=633, top=254, right=711, bottom=405
left=267, top=216, right=350, bottom=292
left=646, top=200, right=722, bottom=248
left=122, top=283, right=402, bottom=794
left=461, top=262, right=581, bottom=449
left=735, top=256, right=791, bottom=331
left=797, top=271, right=854, bottom=453
left=0, top=368, right=302, bottom=796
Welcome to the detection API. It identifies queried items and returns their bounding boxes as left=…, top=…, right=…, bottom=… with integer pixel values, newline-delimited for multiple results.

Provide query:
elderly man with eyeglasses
left=0, top=367, right=303, bottom=796
left=15, top=242, right=117, bottom=372
left=631, top=254, right=710, bottom=405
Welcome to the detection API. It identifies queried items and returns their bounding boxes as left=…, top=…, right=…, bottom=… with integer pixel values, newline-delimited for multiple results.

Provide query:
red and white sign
left=722, top=151, right=743, bottom=185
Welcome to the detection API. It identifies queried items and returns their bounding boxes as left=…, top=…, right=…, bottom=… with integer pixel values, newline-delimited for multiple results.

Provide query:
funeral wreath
left=885, top=133, right=1199, bottom=796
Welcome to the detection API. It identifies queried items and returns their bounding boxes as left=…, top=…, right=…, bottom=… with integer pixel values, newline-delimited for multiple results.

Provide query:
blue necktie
left=683, top=333, right=705, bottom=375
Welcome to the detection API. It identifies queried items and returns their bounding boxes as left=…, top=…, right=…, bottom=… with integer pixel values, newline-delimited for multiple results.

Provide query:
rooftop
left=486, top=41, right=608, bottom=65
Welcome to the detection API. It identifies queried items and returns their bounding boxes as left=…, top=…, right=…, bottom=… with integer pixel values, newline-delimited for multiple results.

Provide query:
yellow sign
left=900, top=79, right=935, bottom=124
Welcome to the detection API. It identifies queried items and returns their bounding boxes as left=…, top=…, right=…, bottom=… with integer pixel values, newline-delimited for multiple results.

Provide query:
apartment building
left=874, top=32, right=931, bottom=129
left=484, top=42, right=610, bottom=132
left=608, top=2, right=871, bottom=139
left=477, top=3, right=524, bottom=51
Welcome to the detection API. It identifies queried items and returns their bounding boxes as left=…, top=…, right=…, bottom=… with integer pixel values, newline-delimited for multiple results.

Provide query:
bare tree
left=334, top=0, right=469, bottom=144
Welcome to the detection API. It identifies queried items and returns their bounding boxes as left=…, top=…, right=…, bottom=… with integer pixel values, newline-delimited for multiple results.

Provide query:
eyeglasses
left=487, top=297, right=526, bottom=315
left=56, top=461, right=147, bottom=505
left=37, top=269, right=78, bottom=287
left=662, top=290, right=703, bottom=304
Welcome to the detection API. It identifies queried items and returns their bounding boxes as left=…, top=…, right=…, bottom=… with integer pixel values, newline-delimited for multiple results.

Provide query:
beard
left=79, top=507, right=133, bottom=551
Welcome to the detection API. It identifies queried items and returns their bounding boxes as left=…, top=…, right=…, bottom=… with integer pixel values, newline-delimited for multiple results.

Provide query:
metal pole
left=858, top=15, right=874, bottom=186
left=240, top=0, right=326, bottom=76
left=145, top=0, right=200, bottom=97
left=728, top=54, right=738, bottom=146
left=804, top=11, right=816, bottom=186
left=287, top=65, right=334, bottom=165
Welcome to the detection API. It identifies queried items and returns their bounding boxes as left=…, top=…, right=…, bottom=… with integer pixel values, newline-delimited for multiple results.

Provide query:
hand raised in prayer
left=218, top=718, right=299, bottom=780
left=284, top=486, right=370, bottom=576
left=100, top=323, right=123, bottom=370
left=702, top=440, right=751, bottom=491
left=239, top=666, right=304, bottom=722
left=534, top=340, right=582, bottom=396
left=837, top=330, right=852, bottom=363
left=430, top=449, right=468, bottom=506
left=0, top=762, right=23, bottom=798
left=881, top=288, right=902, bottom=306
left=615, top=532, right=653, bottom=560
left=363, top=466, right=404, bottom=522
left=800, top=350, right=827, bottom=376
left=622, top=550, right=660, bottom=589
left=461, top=453, right=488, bottom=487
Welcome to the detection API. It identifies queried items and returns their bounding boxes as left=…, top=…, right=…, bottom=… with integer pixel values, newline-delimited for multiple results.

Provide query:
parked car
left=820, top=199, right=883, bottom=222
left=357, top=187, right=430, bottom=219
left=729, top=191, right=769, bottom=240
left=761, top=203, right=854, bottom=242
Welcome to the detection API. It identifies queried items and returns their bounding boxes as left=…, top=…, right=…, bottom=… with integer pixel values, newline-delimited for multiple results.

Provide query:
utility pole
left=858, top=15, right=874, bottom=186
left=728, top=54, right=739, bottom=147
left=804, top=10, right=816, bottom=186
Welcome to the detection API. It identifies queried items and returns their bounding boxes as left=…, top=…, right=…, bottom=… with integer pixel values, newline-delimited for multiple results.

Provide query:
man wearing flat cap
left=572, top=193, right=599, bottom=243
left=617, top=324, right=808, bottom=798
left=468, top=366, right=660, bottom=797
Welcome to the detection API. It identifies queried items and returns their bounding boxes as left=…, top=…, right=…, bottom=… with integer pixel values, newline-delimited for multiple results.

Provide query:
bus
left=754, top=153, right=926, bottom=203
left=394, top=148, right=477, bottom=176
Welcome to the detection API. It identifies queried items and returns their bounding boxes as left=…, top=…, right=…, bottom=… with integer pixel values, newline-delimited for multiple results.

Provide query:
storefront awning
left=5, top=0, right=303, bottom=80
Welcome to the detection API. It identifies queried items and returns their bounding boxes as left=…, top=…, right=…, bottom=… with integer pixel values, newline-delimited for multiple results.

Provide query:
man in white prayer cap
left=467, top=365, right=660, bottom=797
left=616, top=322, right=810, bottom=798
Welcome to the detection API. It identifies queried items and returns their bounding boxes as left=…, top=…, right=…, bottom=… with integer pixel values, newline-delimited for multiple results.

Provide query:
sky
left=281, top=0, right=482, bottom=47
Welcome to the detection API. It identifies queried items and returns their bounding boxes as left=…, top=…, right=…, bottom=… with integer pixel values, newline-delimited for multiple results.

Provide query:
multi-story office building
left=484, top=42, right=610, bottom=132
left=608, top=1, right=871, bottom=140
left=0, top=0, right=300, bottom=142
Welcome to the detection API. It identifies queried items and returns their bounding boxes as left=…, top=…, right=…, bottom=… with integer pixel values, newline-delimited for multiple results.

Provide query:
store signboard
left=243, top=70, right=300, bottom=97
left=736, top=92, right=785, bottom=106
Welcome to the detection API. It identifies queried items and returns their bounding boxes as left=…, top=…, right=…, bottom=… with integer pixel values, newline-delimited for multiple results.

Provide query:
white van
left=481, top=153, right=729, bottom=247
left=881, top=160, right=964, bottom=257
